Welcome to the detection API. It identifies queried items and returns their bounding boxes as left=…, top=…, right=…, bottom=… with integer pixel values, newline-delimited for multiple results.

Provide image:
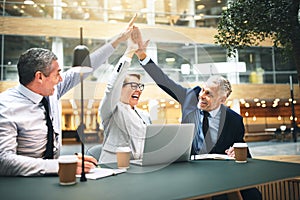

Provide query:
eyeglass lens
left=124, top=82, right=144, bottom=91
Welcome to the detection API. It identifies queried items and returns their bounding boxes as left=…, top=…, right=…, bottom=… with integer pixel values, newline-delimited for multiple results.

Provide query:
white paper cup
left=116, top=147, right=131, bottom=169
left=58, top=155, right=78, bottom=185
left=233, top=143, right=248, bottom=163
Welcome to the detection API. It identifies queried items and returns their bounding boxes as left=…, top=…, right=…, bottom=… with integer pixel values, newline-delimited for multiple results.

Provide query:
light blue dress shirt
left=188, top=106, right=221, bottom=154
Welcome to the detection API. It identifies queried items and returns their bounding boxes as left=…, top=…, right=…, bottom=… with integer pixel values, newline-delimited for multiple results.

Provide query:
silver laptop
left=130, top=123, right=195, bottom=166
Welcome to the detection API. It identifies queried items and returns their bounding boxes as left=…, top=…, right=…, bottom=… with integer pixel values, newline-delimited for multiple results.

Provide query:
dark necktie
left=202, top=111, right=209, bottom=137
left=41, top=97, right=54, bottom=159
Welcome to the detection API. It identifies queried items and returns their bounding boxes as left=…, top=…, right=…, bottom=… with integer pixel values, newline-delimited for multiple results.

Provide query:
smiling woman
left=121, top=74, right=144, bottom=108
left=98, top=40, right=152, bottom=164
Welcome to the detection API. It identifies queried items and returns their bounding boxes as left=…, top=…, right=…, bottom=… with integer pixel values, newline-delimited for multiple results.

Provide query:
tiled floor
left=61, top=137, right=300, bottom=158
left=248, top=138, right=300, bottom=157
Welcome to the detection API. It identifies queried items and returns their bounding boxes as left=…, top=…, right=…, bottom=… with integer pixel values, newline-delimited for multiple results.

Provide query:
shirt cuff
left=122, top=56, right=132, bottom=63
left=139, top=56, right=151, bottom=66
left=44, top=159, right=59, bottom=174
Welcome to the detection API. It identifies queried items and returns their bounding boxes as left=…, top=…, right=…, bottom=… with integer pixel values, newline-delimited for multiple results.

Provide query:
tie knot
left=202, top=110, right=209, bottom=117
left=41, top=97, right=47, bottom=104
left=41, top=97, right=50, bottom=113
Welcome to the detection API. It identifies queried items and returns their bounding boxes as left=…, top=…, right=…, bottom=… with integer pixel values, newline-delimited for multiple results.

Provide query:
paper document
left=193, top=154, right=234, bottom=160
left=76, top=168, right=126, bottom=180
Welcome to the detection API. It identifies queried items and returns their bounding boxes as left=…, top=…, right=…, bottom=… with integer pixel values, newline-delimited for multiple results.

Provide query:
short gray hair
left=17, top=48, right=58, bottom=86
left=206, top=75, right=232, bottom=98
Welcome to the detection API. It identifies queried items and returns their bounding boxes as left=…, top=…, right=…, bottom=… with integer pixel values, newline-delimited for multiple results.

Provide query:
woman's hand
left=111, top=13, right=137, bottom=48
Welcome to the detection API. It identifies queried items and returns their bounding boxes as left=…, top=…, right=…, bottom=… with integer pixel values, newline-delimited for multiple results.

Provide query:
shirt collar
left=17, top=84, right=43, bottom=104
left=202, top=105, right=221, bottom=118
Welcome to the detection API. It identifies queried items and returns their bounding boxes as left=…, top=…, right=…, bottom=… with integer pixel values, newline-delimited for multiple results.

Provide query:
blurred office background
left=0, top=0, right=299, bottom=143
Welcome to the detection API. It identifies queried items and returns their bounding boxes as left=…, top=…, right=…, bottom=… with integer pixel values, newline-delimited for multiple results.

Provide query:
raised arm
left=99, top=27, right=140, bottom=126
left=99, top=57, right=131, bottom=125
left=133, top=27, right=188, bottom=104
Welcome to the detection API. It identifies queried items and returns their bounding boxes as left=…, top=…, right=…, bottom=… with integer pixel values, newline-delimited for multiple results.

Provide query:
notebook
left=130, top=123, right=195, bottom=166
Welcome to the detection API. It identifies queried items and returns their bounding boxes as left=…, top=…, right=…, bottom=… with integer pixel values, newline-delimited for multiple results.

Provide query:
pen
left=74, top=153, right=99, bottom=167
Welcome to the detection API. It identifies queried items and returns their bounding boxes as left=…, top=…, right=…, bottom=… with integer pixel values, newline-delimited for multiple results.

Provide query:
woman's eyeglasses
left=123, top=82, right=144, bottom=91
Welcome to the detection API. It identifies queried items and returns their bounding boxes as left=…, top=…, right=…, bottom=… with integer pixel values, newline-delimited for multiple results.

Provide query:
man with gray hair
left=133, top=29, right=261, bottom=198
left=0, top=15, right=136, bottom=176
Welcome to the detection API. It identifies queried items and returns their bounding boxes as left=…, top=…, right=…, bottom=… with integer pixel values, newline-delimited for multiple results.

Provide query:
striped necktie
left=41, top=97, right=54, bottom=159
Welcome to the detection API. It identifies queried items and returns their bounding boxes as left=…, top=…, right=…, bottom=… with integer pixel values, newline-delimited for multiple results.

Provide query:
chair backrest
left=86, top=144, right=102, bottom=161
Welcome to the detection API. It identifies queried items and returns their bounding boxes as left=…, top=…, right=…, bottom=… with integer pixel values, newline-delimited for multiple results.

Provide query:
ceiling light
left=274, top=98, right=280, bottom=102
left=277, top=116, right=282, bottom=120
left=165, top=57, right=175, bottom=62
left=197, top=5, right=205, bottom=10
left=160, top=103, right=166, bottom=107
left=24, top=0, right=35, bottom=5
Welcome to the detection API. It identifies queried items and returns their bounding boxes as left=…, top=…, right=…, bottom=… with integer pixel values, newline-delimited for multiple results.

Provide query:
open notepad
left=76, top=168, right=126, bottom=180
left=192, top=154, right=235, bottom=160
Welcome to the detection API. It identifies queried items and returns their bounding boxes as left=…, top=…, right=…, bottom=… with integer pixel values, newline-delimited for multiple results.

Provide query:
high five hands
left=111, top=13, right=138, bottom=48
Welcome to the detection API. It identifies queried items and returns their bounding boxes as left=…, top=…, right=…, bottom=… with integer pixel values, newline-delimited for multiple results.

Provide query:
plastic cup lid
left=58, top=155, right=78, bottom=163
left=116, top=146, right=131, bottom=152
left=233, top=143, right=248, bottom=148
